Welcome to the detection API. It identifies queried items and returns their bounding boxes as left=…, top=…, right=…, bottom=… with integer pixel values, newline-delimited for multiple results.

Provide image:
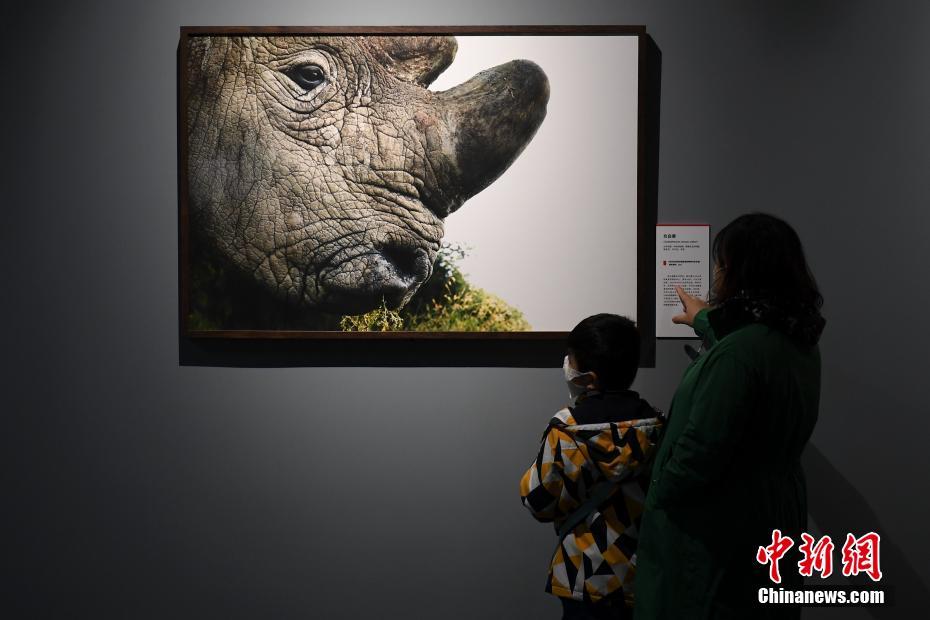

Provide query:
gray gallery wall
left=5, top=1, right=929, bottom=618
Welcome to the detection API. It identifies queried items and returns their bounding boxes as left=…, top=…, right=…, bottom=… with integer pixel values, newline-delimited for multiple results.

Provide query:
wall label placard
left=656, top=224, right=710, bottom=338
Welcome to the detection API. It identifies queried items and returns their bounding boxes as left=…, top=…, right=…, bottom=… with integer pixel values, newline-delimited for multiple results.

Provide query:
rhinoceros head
left=186, top=35, right=548, bottom=315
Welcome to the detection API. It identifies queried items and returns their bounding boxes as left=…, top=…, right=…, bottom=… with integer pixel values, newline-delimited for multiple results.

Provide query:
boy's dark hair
left=566, top=314, right=640, bottom=391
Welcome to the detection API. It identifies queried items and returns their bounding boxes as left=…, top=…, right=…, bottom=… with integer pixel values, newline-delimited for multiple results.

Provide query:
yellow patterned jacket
left=520, top=391, right=664, bottom=605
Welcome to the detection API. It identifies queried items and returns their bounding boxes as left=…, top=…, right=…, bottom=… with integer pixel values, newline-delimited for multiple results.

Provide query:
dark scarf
left=708, top=292, right=826, bottom=347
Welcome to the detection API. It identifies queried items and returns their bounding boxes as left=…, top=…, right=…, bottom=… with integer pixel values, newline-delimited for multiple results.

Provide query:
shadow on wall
left=803, top=444, right=928, bottom=615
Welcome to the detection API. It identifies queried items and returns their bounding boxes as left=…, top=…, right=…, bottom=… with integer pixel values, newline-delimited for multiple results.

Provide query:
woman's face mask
left=563, top=355, right=595, bottom=406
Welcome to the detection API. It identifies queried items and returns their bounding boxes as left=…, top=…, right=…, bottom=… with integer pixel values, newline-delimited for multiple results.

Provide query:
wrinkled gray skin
left=187, top=35, right=549, bottom=316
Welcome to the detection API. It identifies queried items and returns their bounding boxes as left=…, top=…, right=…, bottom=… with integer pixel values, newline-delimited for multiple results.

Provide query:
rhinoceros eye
left=286, top=64, right=326, bottom=91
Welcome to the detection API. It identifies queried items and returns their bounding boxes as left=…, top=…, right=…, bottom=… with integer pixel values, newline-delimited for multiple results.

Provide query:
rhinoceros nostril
left=379, top=244, right=430, bottom=283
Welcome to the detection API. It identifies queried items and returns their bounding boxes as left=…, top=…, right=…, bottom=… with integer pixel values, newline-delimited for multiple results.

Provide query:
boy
left=520, top=314, right=664, bottom=619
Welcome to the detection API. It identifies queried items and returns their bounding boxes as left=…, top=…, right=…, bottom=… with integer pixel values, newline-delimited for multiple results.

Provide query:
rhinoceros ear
left=367, top=36, right=457, bottom=88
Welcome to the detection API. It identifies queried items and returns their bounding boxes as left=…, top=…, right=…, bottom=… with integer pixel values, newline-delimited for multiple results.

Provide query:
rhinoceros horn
left=368, top=35, right=550, bottom=218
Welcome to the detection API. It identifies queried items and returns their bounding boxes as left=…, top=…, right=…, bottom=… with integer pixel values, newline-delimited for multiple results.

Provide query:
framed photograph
left=178, top=26, right=659, bottom=366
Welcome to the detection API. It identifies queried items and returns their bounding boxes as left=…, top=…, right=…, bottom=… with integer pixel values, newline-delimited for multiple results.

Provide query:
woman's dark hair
left=711, top=213, right=822, bottom=309
left=567, top=314, right=640, bottom=391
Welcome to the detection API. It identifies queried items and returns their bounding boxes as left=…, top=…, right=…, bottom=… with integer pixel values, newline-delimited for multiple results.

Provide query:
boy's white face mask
left=563, top=355, right=595, bottom=406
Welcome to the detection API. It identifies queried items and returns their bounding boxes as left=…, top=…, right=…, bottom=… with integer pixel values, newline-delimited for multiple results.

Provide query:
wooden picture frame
left=178, top=26, right=660, bottom=367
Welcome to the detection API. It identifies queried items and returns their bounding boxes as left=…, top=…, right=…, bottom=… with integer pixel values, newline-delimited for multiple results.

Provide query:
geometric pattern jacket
left=520, top=396, right=664, bottom=605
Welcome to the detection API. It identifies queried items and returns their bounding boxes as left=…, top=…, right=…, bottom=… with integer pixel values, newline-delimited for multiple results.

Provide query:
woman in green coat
left=634, top=213, right=825, bottom=619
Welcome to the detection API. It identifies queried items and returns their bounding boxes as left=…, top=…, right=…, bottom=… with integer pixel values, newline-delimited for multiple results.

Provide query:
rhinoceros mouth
left=313, top=239, right=435, bottom=314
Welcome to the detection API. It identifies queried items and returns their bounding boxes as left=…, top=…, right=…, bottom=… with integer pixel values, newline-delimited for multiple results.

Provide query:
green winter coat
left=634, top=307, right=821, bottom=619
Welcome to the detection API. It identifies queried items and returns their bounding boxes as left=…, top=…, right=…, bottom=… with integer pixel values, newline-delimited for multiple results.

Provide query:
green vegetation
left=339, top=299, right=405, bottom=332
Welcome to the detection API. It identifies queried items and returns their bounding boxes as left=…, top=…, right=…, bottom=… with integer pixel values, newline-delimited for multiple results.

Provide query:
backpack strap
left=556, top=480, right=619, bottom=541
